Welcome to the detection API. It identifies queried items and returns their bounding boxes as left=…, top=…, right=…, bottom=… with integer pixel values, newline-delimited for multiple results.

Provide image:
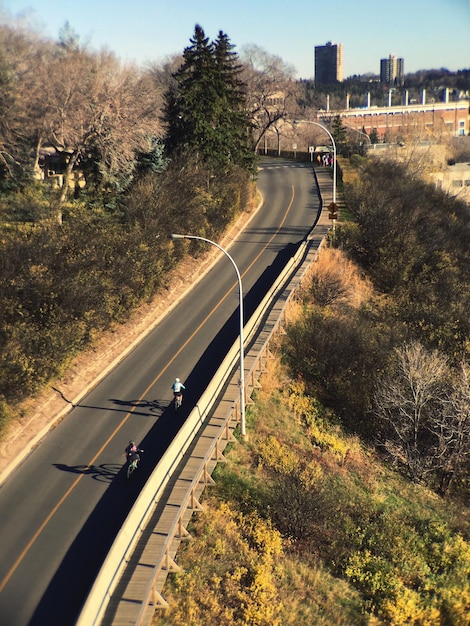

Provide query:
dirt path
left=0, top=203, right=259, bottom=483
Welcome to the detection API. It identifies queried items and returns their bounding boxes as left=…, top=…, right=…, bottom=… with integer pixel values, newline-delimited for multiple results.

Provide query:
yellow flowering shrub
left=256, top=434, right=299, bottom=474
left=284, top=379, right=352, bottom=462
left=154, top=499, right=284, bottom=626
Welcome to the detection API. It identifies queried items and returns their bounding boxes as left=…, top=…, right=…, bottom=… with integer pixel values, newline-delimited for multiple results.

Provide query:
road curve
left=0, top=158, right=322, bottom=626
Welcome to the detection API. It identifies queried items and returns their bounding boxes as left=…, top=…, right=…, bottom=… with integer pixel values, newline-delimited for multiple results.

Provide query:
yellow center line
left=0, top=186, right=295, bottom=592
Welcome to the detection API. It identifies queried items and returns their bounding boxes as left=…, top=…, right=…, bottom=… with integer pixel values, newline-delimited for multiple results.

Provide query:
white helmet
left=175, top=377, right=180, bottom=382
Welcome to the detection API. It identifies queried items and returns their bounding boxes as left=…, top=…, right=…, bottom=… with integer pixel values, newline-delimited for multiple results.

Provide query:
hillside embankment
left=151, top=244, right=470, bottom=626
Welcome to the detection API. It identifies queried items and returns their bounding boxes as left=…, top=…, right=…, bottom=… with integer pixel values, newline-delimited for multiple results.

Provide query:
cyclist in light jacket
left=172, top=377, right=185, bottom=398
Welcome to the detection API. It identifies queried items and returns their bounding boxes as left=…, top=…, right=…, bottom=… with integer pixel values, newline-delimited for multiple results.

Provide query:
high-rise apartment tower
left=314, top=41, right=343, bottom=84
left=380, top=54, right=405, bottom=85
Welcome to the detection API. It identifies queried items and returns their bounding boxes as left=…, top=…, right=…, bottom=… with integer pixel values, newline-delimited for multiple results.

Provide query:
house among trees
left=34, top=146, right=86, bottom=190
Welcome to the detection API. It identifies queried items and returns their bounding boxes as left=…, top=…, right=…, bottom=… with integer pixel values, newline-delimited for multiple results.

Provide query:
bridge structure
left=77, top=166, right=336, bottom=626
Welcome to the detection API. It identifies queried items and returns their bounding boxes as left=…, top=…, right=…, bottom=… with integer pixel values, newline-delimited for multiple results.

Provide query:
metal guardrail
left=77, top=166, right=333, bottom=626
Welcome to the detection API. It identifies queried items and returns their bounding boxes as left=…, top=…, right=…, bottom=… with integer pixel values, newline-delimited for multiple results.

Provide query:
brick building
left=320, top=96, right=469, bottom=140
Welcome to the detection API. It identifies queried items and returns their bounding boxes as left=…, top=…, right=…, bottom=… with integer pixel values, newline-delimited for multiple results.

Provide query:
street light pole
left=343, top=124, right=371, bottom=149
left=171, top=233, right=246, bottom=437
left=293, top=120, right=337, bottom=204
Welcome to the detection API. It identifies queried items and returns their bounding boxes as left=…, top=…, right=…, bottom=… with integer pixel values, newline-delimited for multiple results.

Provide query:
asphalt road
left=0, top=157, right=322, bottom=626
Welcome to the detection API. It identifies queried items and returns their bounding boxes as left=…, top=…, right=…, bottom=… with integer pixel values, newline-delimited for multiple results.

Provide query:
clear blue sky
left=1, top=0, right=469, bottom=79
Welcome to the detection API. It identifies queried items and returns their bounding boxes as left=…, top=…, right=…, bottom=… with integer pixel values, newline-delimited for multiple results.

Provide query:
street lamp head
left=171, top=233, right=185, bottom=240
left=294, top=119, right=337, bottom=204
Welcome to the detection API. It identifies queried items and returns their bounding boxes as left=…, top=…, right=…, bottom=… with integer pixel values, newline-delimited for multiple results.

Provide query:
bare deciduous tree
left=309, top=268, right=349, bottom=307
left=430, top=361, right=470, bottom=495
left=0, top=25, right=53, bottom=177
left=0, top=23, right=163, bottom=219
left=36, top=47, right=162, bottom=220
left=374, top=341, right=449, bottom=482
left=240, top=45, right=301, bottom=152
left=147, top=53, right=183, bottom=111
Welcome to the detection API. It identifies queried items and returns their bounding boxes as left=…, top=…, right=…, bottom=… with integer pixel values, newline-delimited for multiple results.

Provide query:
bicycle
left=172, top=378, right=185, bottom=410
left=127, top=457, right=139, bottom=479
left=174, top=392, right=183, bottom=410
left=125, top=448, right=143, bottom=479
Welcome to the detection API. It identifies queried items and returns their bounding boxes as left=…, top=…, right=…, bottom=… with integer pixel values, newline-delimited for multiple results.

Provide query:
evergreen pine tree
left=213, top=31, right=256, bottom=173
left=331, top=115, right=348, bottom=156
left=164, top=25, right=217, bottom=162
left=163, top=25, right=255, bottom=174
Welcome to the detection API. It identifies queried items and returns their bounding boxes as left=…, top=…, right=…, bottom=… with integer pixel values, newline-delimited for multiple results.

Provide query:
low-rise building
left=320, top=94, right=469, bottom=141
left=432, top=162, right=470, bottom=206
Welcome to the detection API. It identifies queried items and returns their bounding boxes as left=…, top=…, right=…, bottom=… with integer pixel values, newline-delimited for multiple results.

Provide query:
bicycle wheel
left=127, top=460, right=136, bottom=479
